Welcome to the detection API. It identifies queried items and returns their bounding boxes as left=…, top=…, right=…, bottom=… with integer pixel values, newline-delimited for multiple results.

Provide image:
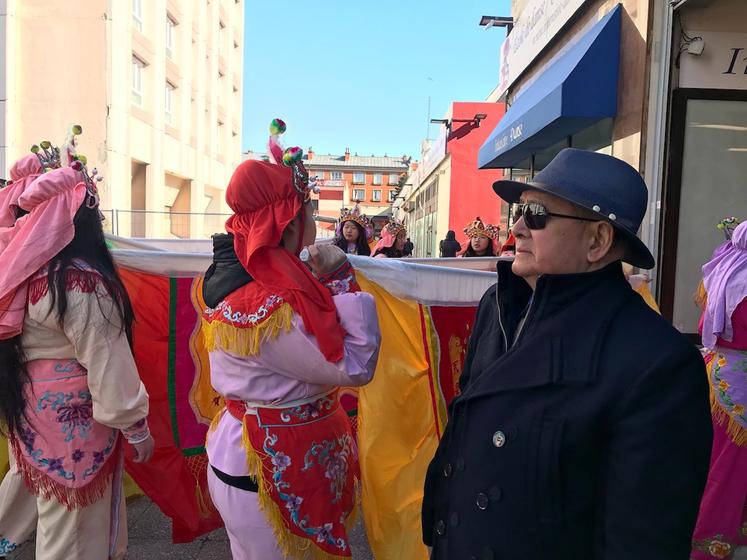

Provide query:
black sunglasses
left=513, top=202, right=600, bottom=230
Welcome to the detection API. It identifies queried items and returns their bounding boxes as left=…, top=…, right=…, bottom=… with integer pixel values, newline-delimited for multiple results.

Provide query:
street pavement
left=8, top=496, right=375, bottom=559
left=9, top=498, right=747, bottom=559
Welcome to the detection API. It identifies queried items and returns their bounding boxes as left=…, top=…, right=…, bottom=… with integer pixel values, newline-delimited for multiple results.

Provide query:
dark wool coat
left=422, top=261, right=712, bottom=560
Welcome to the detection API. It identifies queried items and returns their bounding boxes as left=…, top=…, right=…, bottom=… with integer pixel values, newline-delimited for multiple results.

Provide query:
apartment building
left=0, top=0, right=243, bottom=238
left=304, top=149, right=409, bottom=234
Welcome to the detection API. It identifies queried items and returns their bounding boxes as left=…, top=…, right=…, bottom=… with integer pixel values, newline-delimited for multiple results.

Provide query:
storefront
left=646, top=0, right=747, bottom=336
left=479, top=0, right=651, bottom=234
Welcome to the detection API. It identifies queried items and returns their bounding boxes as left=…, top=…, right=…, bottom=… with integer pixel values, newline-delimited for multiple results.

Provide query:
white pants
left=207, top=466, right=288, bottom=560
left=0, top=449, right=127, bottom=559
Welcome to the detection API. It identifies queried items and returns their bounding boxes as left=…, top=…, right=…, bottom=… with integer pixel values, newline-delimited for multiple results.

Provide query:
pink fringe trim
left=10, top=435, right=118, bottom=511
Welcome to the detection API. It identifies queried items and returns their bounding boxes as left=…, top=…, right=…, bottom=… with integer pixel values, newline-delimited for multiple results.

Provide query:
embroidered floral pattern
left=122, top=418, right=150, bottom=444
left=0, top=537, right=18, bottom=555
left=82, top=433, right=117, bottom=480
left=37, top=389, right=94, bottom=442
left=318, top=261, right=360, bottom=296
left=263, top=428, right=350, bottom=552
left=205, top=295, right=285, bottom=327
left=302, top=434, right=354, bottom=504
left=692, top=534, right=733, bottom=559
left=710, top=351, right=747, bottom=435
left=279, top=394, right=336, bottom=424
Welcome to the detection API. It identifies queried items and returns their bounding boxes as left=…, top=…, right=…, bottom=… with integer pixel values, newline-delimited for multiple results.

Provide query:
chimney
left=344, top=147, right=350, bottom=161
left=307, top=146, right=314, bottom=161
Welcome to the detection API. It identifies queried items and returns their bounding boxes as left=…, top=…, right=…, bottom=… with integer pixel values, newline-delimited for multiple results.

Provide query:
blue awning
left=478, top=4, right=622, bottom=169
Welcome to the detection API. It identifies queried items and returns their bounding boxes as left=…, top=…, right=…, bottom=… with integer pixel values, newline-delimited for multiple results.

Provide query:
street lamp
left=429, top=113, right=489, bottom=131
left=479, top=15, right=514, bottom=34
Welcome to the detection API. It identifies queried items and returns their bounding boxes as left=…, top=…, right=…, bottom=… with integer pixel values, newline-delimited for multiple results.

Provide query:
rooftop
left=242, top=151, right=411, bottom=170
left=305, top=153, right=410, bottom=170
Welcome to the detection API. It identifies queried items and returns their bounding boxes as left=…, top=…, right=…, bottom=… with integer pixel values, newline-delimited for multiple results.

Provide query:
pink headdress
left=0, top=167, right=88, bottom=339
left=0, top=155, right=44, bottom=227
left=702, top=219, right=747, bottom=348
left=373, top=219, right=406, bottom=254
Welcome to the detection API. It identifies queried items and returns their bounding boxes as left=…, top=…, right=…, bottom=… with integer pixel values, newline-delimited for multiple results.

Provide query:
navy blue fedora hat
left=492, top=148, right=655, bottom=269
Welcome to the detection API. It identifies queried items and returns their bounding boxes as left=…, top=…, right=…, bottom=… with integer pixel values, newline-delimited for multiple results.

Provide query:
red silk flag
left=119, top=270, right=223, bottom=543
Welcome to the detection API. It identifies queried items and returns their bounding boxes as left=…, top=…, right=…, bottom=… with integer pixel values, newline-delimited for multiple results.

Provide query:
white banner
left=497, top=0, right=588, bottom=98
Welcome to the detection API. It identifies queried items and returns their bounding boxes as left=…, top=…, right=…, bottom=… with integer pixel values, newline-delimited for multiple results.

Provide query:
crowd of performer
left=0, top=121, right=743, bottom=560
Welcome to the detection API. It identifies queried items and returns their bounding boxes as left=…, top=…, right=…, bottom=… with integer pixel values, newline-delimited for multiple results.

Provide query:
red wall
left=446, top=102, right=509, bottom=243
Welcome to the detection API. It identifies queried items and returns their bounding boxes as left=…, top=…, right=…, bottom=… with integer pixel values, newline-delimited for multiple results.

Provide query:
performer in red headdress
left=203, top=120, right=381, bottom=559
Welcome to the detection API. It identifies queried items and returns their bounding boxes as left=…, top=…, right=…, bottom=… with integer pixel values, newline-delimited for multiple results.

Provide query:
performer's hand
left=306, top=244, right=347, bottom=276
left=131, top=435, right=155, bottom=463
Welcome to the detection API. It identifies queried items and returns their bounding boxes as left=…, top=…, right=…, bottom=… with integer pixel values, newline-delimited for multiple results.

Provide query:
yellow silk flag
left=357, top=275, right=439, bottom=560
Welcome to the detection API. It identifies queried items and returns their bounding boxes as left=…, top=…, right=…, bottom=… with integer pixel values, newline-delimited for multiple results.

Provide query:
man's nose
left=513, top=215, right=530, bottom=239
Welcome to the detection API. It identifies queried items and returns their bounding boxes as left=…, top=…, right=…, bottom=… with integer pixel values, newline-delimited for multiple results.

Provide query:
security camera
left=688, top=37, right=705, bottom=55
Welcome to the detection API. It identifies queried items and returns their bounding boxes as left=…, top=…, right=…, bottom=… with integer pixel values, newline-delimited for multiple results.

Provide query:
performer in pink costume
left=691, top=219, right=747, bottom=559
left=0, top=141, right=152, bottom=560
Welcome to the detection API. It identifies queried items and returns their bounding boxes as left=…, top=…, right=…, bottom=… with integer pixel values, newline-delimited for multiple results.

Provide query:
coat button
left=492, top=430, right=506, bottom=447
left=449, top=512, right=459, bottom=527
left=435, top=519, right=446, bottom=536
left=476, top=492, right=489, bottom=510
left=480, top=548, right=495, bottom=560
left=442, top=463, right=453, bottom=478
left=456, top=457, right=465, bottom=472
left=488, top=486, right=502, bottom=502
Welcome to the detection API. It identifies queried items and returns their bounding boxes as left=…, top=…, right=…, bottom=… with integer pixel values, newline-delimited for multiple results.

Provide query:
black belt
left=211, top=465, right=259, bottom=492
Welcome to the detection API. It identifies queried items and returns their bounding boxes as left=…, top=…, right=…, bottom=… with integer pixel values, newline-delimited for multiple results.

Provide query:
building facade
left=1, top=0, right=243, bottom=238
left=395, top=102, right=508, bottom=258
left=644, top=0, right=747, bottom=335
left=305, top=149, right=410, bottom=232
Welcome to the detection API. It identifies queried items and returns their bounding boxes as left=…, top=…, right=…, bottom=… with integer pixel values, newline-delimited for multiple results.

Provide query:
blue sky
left=242, top=0, right=510, bottom=159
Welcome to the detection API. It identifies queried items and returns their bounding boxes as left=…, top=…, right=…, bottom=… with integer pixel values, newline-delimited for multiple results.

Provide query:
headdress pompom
left=269, top=118, right=287, bottom=137
left=282, top=146, right=303, bottom=166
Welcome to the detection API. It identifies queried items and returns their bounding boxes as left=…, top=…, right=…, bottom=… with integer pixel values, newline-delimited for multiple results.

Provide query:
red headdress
left=208, top=120, right=345, bottom=363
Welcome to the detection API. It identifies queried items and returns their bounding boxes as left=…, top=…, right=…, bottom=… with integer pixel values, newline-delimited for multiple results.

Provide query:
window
left=217, top=121, right=224, bottom=154
left=331, top=171, right=342, bottom=180
left=387, top=190, right=397, bottom=203
left=132, top=0, right=143, bottom=31
left=313, top=170, right=324, bottom=180
left=373, top=173, right=382, bottom=185
left=352, top=189, right=365, bottom=201
left=389, top=173, right=400, bottom=185
left=372, top=189, right=382, bottom=202
left=165, top=82, right=175, bottom=124
left=131, top=56, right=144, bottom=106
left=218, top=20, right=225, bottom=57
left=165, top=16, right=176, bottom=59
left=353, top=172, right=365, bottom=184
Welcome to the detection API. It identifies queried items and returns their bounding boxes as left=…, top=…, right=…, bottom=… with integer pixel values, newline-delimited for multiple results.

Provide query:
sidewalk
left=8, top=496, right=375, bottom=559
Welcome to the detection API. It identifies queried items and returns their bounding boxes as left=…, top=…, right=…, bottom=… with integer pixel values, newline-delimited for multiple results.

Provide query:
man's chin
left=511, top=257, right=536, bottom=279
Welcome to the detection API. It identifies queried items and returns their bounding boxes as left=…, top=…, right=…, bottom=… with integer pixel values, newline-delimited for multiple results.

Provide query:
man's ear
left=587, top=221, right=616, bottom=264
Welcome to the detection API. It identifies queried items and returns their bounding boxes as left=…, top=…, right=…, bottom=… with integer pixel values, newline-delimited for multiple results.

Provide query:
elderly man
left=422, top=149, right=712, bottom=559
